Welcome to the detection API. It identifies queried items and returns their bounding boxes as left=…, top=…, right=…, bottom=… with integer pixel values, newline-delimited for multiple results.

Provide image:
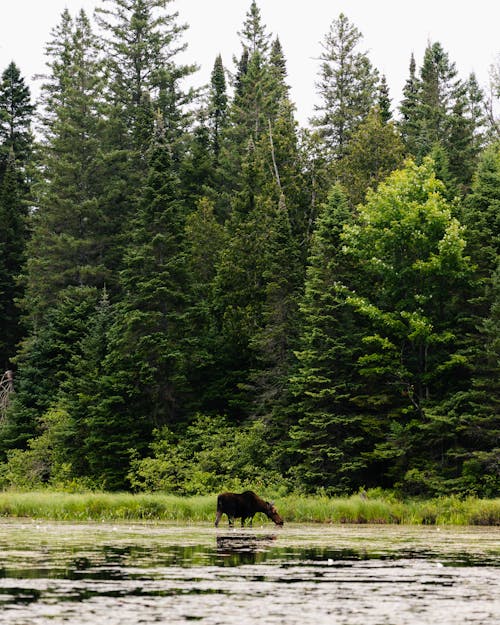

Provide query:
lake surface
left=0, top=520, right=498, bottom=624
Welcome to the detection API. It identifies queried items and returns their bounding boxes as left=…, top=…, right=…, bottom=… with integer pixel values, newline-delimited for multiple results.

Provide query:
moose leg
left=215, top=510, right=222, bottom=527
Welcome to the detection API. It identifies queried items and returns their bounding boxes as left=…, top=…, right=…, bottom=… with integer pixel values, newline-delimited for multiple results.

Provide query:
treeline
left=0, top=1, right=498, bottom=497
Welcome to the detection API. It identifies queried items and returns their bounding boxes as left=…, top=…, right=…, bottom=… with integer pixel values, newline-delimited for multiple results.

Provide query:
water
left=0, top=520, right=498, bottom=624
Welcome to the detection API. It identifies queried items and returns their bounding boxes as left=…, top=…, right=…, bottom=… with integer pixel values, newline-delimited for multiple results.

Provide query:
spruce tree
left=288, top=185, right=363, bottom=493
left=378, top=75, right=392, bottom=123
left=182, top=198, right=226, bottom=413
left=238, top=0, right=271, bottom=55
left=96, top=0, right=194, bottom=161
left=0, top=287, right=100, bottom=454
left=0, top=153, right=27, bottom=370
left=0, top=62, right=34, bottom=178
left=446, top=262, right=500, bottom=496
left=83, top=126, right=189, bottom=488
left=399, top=42, right=483, bottom=188
left=23, top=10, right=108, bottom=325
left=248, top=194, right=301, bottom=422
left=208, top=54, right=228, bottom=159
left=399, top=53, right=420, bottom=156
left=462, top=142, right=500, bottom=287
left=312, top=13, right=379, bottom=161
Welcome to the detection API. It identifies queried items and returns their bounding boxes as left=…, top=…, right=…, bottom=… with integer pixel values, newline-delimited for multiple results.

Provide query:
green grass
left=0, top=491, right=500, bottom=525
left=0, top=491, right=498, bottom=525
left=279, top=493, right=500, bottom=525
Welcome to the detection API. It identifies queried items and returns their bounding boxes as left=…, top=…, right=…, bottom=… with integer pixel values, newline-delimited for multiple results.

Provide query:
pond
left=0, top=520, right=498, bottom=624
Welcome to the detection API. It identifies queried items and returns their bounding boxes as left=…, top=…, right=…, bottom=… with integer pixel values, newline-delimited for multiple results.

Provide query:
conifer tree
left=96, top=0, right=195, bottom=161
left=0, top=153, right=27, bottom=370
left=0, top=62, right=34, bottom=177
left=182, top=198, right=226, bottom=412
left=288, top=185, right=363, bottom=493
left=312, top=13, right=379, bottom=161
left=378, top=75, right=392, bottom=123
left=399, top=53, right=420, bottom=156
left=462, top=142, right=500, bottom=287
left=338, top=106, right=405, bottom=205
left=445, top=262, right=500, bottom=496
left=238, top=0, right=271, bottom=55
left=23, top=10, right=108, bottom=325
left=248, top=195, right=301, bottom=421
left=111, top=124, right=188, bottom=425
left=208, top=54, right=228, bottom=159
left=83, top=125, right=190, bottom=488
left=58, top=289, right=114, bottom=480
left=0, top=287, right=100, bottom=455
left=399, top=42, right=484, bottom=188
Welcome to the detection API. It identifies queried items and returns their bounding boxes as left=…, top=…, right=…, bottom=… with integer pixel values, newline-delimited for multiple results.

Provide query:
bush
left=127, top=413, right=284, bottom=494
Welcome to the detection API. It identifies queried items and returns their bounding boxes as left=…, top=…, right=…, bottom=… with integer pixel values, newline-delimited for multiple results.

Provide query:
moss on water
left=0, top=491, right=498, bottom=525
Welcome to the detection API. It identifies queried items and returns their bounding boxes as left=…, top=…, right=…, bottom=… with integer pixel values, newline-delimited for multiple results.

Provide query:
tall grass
left=0, top=491, right=498, bottom=525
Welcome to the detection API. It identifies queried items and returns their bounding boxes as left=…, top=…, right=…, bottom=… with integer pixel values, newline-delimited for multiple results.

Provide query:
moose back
left=215, top=490, right=284, bottom=527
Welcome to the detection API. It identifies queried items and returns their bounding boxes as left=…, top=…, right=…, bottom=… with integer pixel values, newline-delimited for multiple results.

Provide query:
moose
left=214, top=490, right=284, bottom=527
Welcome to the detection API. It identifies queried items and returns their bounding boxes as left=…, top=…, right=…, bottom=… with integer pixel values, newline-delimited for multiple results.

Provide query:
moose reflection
left=216, top=533, right=278, bottom=565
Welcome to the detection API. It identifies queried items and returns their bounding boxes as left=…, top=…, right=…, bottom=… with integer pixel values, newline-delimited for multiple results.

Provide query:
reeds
left=0, top=491, right=498, bottom=525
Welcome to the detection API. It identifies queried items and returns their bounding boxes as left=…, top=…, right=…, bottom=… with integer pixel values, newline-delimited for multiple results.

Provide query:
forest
left=0, top=0, right=498, bottom=498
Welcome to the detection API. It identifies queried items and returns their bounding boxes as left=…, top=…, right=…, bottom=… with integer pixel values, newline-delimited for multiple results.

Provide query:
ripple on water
left=0, top=521, right=498, bottom=624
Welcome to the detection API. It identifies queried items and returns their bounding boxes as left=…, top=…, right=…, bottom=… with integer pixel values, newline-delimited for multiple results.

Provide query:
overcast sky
left=1, top=0, right=499, bottom=125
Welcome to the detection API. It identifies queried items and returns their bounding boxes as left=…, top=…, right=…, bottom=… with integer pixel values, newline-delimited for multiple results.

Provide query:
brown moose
left=214, top=490, right=284, bottom=527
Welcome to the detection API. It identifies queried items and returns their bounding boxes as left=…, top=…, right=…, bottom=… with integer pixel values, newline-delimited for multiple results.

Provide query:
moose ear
left=269, top=501, right=274, bottom=506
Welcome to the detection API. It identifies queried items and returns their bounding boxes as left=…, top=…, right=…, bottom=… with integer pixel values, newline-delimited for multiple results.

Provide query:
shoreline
left=0, top=491, right=498, bottom=525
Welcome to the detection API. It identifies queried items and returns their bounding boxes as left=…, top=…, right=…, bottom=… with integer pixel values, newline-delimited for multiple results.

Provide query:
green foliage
left=399, top=42, right=486, bottom=188
left=0, top=61, right=34, bottom=173
left=127, top=414, right=283, bottom=495
left=0, top=154, right=27, bottom=370
left=312, top=13, right=379, bottom=160
left=0, top=3, right=497, bottom=501
left=288, top=184, right=365, bottom=493
left=338, top=106, right=405, bottom=205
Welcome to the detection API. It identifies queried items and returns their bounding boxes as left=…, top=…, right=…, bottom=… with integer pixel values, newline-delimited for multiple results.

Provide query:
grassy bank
left=0, top=491, right=498, bottom=525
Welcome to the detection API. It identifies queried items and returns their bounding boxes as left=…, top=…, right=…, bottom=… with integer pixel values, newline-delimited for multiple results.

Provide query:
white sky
left=1, top=0, right=499, bottom=126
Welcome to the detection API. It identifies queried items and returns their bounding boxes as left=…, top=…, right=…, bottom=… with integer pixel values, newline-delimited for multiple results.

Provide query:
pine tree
left=312, top=13, right=379, bottom=161
left=96, top=0, right=195, bottom=160
left=399, top=42, right=482, bottom=188
left=399, top=53, right=420, bottom=156
left=208, top=54, right=228, bottom=159
left=0, top=152, right=27, bottom=370
left=0, top=62, right=34, bottom=177
left=238, top=0, right=271, bottom=55
left=23, top=10, right=108, bottom=325
left=287, top=185, right=363, bottom=493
